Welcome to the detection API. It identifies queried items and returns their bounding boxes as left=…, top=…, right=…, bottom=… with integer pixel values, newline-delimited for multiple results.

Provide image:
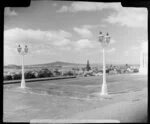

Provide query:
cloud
left=52, top=3, right=57, bottom=7
left=52, top=39, right=71, bottom=46
left=57, top=2, right=120, bottom=12
left=74, top=39, right=94, bottom=50
left=4, top=28, right=72, bottom=45
left=58, top=2, right=147, bottom=28
left=73, top=27, right=93, bottom=38
left=82, top=24, right=106, bottom=29
left=4, top=45, right=17, bottom=56
left=4, top=27, right=117, bottom=65
left=5, top=7, right=18, bottom=16
left=73, top=24, right=106, bottom=38
left=4, top=28, right=98, bottom=56
left=124, top=42, right=147, bottom=56
left=58, top=5, right=68, bottom=12
left=4, top=28, right=73, bottom=57
left=105, top=7, right=147, bottom=28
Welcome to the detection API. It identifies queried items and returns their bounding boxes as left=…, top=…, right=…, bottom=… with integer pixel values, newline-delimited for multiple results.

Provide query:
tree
left=86, top=60, right=91, bottom=71
left=63, top=71, right=74, bottom=76
left=12, top=73, right=22, bottom=80
left=53, top=68, right=61, bottom=76
left=110, top=64, right=113, bottom=70
left=106, top=68, right=110, bottom=73
left=81, top=67, right=86, bottom=71
left=4, top=75, right=12, bottom=80
left=125, top=64, right=130, bottom=69
left=37, top=68, right=53, bottom=78
left=25, top=71, right=36, bottom=79
left=133, top=68, right=139, bottom=73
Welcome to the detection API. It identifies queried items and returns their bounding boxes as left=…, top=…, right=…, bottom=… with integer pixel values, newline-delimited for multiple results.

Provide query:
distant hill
left=4, top=61, right=86, bottom=70
left=4, top=64, right=21, bottom=69
left=27, top=61, right=85, bottom=68
left=44, top=61, right=83, bottom=66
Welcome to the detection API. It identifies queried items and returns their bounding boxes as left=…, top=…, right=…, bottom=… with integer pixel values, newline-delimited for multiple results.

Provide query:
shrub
left=133, top=68, right=139, bottom=73
left=53, top=69, right=61, bottom=76
left=120, top=69, right=125, bottom=74
left=124, top=70, right=130, bottom=73
left=12, top=73, right=21, bottom=80
left=63, top=71, right=74, bottom=76
left=109, top=70, right=117, bottom=75
left=106, top=69, right=110, bottom=73
left=76, top=71, right=84, bottom=76
left=37, top=69, right=53, bottom=78
left=25, top=71, right=36, bottom=79
left=32, top=71, right=39, bottom=78
left=117, top=69, right=122, bottom=74
left=83, top=72, right=94, bottom=77
left=4, top=75, right=12, bottom=80
left=37, top=71, right=44, bottom=78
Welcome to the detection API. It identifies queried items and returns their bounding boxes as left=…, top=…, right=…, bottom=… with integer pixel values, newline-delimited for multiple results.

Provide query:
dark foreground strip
left=3, top=76, right=76, bottom=85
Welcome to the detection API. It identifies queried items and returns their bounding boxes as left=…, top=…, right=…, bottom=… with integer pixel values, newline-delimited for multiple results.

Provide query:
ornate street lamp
left=17, top=44, right=28, bottom=88
left=98, top=32, right=111, bottom=96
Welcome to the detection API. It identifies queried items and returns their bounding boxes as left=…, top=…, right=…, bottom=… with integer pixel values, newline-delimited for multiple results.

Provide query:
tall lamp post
left=17, top=44, right=28, bottom=88
left=98, top=32, right=111, bottom=96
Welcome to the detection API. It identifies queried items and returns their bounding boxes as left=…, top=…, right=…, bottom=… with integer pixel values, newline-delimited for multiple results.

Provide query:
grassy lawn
left=4, top=74, right=147, bottom=122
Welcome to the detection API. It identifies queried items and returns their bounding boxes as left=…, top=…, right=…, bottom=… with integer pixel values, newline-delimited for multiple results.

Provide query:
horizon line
left=4, top=60, right=140, bottom=66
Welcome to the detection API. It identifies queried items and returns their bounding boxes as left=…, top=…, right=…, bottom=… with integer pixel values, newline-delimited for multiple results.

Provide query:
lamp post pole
left=21, top=54, right=25, bottom=88
left=101, top=48, right=107, bottom=95
left=98, top=32, right=110, bottom=96
left=17, top=44, right=28, bottom=88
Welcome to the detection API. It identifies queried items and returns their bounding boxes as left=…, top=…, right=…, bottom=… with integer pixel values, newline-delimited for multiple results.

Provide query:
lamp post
left=17, top=44, right=28, bottom=88
left=98, top=32, right=111, bottom=96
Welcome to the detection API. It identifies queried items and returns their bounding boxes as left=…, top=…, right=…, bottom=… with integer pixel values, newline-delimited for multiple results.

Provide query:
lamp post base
left=100, top=92, right=108, bottom=96
left=100, top=83, right=108, bottom=96
left=21, top=79, right=26, bottom=88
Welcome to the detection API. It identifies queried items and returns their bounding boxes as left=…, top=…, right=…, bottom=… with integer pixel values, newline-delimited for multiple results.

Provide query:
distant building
left=139, top=42, right=148, bottom=74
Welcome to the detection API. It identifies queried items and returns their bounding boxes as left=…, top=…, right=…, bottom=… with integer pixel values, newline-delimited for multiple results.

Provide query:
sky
left=4, top=1, right=148, bottom=65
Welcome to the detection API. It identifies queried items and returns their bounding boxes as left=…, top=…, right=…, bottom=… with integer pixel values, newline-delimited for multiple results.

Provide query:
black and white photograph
left=3, top=0, right=148, bottom=123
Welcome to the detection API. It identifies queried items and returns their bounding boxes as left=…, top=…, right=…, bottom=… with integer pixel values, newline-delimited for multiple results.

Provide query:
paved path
left=70, top=88, right=147, bottom=123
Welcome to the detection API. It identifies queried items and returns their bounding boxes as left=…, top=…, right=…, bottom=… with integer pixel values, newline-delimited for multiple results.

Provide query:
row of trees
left=4, top=60, right=139, bottom=80
left=4, top=68, right=75, bottom=81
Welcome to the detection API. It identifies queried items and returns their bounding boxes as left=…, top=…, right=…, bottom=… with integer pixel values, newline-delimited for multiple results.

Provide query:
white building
left=139, top=42, right=148, bottom=74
